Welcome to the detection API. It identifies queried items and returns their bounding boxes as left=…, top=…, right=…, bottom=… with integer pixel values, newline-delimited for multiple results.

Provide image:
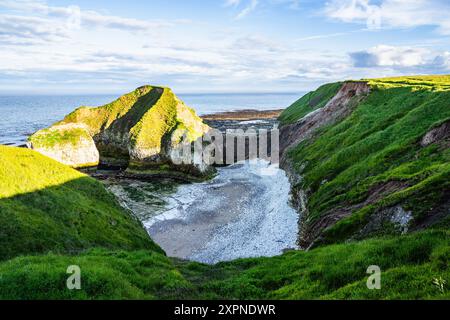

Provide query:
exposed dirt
left=279, top=82, right=370, bottom=160
left=278, top=82, right=374, bottom=248
left=299, top=180, right=410, bottom=248
left=411, top=191, right=450, bottom=230
left=420, top=119, right=450, bottom=147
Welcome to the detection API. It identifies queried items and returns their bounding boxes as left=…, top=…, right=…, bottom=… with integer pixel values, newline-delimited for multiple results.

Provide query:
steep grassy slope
left=279, top=75, right=450, bottom=247
left=1, top=76, right=448, bottom=300
left=0, top=249, right=189, bottom=299
left=0, top=146, right=161, bottom=261
left=0, top=229, right=448, bottom=299
left=279, top=82, right=342, bottom=125
left=28, top=86, right=210, bottom=170
left=182, top=229, right=449, bottom=300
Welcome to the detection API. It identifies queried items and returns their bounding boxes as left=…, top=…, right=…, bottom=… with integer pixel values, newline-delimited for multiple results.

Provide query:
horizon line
left=0, top=90, right=308, bottom=97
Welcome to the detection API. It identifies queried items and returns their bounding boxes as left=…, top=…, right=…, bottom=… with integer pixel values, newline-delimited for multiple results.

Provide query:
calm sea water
left=0, top=92, right=302, bottom=146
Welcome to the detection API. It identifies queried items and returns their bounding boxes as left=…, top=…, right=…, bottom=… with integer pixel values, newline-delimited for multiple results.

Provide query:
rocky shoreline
left=202, top=109, right=281, bottom=132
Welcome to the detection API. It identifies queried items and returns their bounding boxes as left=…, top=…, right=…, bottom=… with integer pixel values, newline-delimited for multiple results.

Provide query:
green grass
left=365, top=75, right=450, bottom=91
left=61, top=85, right=158, bottom=136
left=28, top=126, right=91, bottom=149
left=0, top=229, right=448, bottom=299
left=1, top=75, right=449, bottom=300
left=29, top=86, right=209, bottom=165
left=0, top=249, right=190, bottom=300
left=283, top=75, right=450, bottom=244
left=279, top=82, right=342, bottom=125
left=0, top=146, right=161, bottom=261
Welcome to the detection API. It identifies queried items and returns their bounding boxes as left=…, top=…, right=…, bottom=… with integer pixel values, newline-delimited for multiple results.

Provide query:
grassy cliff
left=1, top=75, right=449, bottom=300
left=28, top=86, right=210, bottom=171
left=0, top=144, right=448, bottom=299
left=279, top=75, right=450, bottom=247
left=279, top=82, right=343, bottom=125
left=0, top=145, right=161, bottom=261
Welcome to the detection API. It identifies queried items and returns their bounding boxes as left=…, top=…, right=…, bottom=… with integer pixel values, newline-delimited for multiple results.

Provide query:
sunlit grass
left=0, top=145, right=86, bottom=198
left=0, top=146, right=160, bottom=260
left=365, top=75, right=450, bottom=91
left=282, top=75, right=450, bottom=243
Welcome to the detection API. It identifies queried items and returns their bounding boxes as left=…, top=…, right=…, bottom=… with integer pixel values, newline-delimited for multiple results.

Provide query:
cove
left=105, top=160, right=299, bottom=264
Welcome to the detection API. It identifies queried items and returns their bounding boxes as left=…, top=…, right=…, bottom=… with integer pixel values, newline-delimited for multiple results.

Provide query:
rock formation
left=28, top=86, right=211, bottom=177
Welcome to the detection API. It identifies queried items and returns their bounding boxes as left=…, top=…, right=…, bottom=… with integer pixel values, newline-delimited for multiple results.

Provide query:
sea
left=0, top=92, right=302, bottom=146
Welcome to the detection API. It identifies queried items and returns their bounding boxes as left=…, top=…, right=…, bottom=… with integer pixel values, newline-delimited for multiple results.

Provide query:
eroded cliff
left=28, top=86, right=211, bottom=178
left=279, top=75, right=450, bottom=248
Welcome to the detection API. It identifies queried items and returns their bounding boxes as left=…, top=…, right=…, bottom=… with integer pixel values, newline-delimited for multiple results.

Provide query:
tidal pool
left=105, top=160, right=299, bottom=264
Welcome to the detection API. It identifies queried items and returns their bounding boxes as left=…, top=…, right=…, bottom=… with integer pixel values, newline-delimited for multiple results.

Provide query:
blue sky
left=1, top=0, right=450, bottom=94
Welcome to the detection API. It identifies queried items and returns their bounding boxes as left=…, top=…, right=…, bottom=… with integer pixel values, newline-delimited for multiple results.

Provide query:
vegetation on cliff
left=279, top=75, right=450, bottom=247
left=279, top=82, right=342, bottom=125
left=0, top=146, right=160, bottom=261
left=0, top=76, right=448, bottom=300
left=28, top=86, right=210, bottom=171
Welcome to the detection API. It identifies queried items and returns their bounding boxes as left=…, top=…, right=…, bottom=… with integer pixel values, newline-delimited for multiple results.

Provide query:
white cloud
left=224, top=0, right=241, bottom=6
left=236, top=0, right=259, bottom=19
left=1, top=0, right=449, bottom=94
left=432, top=52, right=450, bottom=69
left=0, top=14, right=69, bottom=45
left=0, top=0, right=174, bottom=33
left=325, top=0, right=450, bottom=34
left=349, top=45, right=450, bottom=71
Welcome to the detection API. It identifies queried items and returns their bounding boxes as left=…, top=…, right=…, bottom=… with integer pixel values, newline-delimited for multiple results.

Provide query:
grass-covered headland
left=0, top=75, right=448, bottom=300
left=280, top=75, right=450, bottom=248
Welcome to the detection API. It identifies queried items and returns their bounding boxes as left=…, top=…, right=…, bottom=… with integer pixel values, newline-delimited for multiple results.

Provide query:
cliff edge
left=28, top=86, right=211, bottom=178
left=279, top=75, right=450, bottom=249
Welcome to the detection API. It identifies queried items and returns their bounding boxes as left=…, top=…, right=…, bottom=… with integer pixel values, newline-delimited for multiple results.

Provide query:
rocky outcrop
left=27, top=123, right=100, bottom=168
left=420, top=120, right=450, bottom=147
left=28, top=86, right=211, bottom=177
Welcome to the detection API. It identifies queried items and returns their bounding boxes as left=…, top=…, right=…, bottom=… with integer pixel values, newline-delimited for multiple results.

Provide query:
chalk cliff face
left=279, top=76, right=450, bottom=249
left=27, top=123, right=100, bottom=168
left=28, top=86, right=211, bottom=177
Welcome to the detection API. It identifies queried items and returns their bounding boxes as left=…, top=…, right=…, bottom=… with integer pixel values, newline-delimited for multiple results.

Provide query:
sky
left=0, top=0, right=450, bottom=94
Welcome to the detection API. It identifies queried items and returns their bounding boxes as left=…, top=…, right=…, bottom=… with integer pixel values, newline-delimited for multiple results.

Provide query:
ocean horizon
left=0, top=92, right=303, bottom=146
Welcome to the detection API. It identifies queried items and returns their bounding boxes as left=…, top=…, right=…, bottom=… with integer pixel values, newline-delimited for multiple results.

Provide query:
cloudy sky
left=1, top=0, right=450, bottom=94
